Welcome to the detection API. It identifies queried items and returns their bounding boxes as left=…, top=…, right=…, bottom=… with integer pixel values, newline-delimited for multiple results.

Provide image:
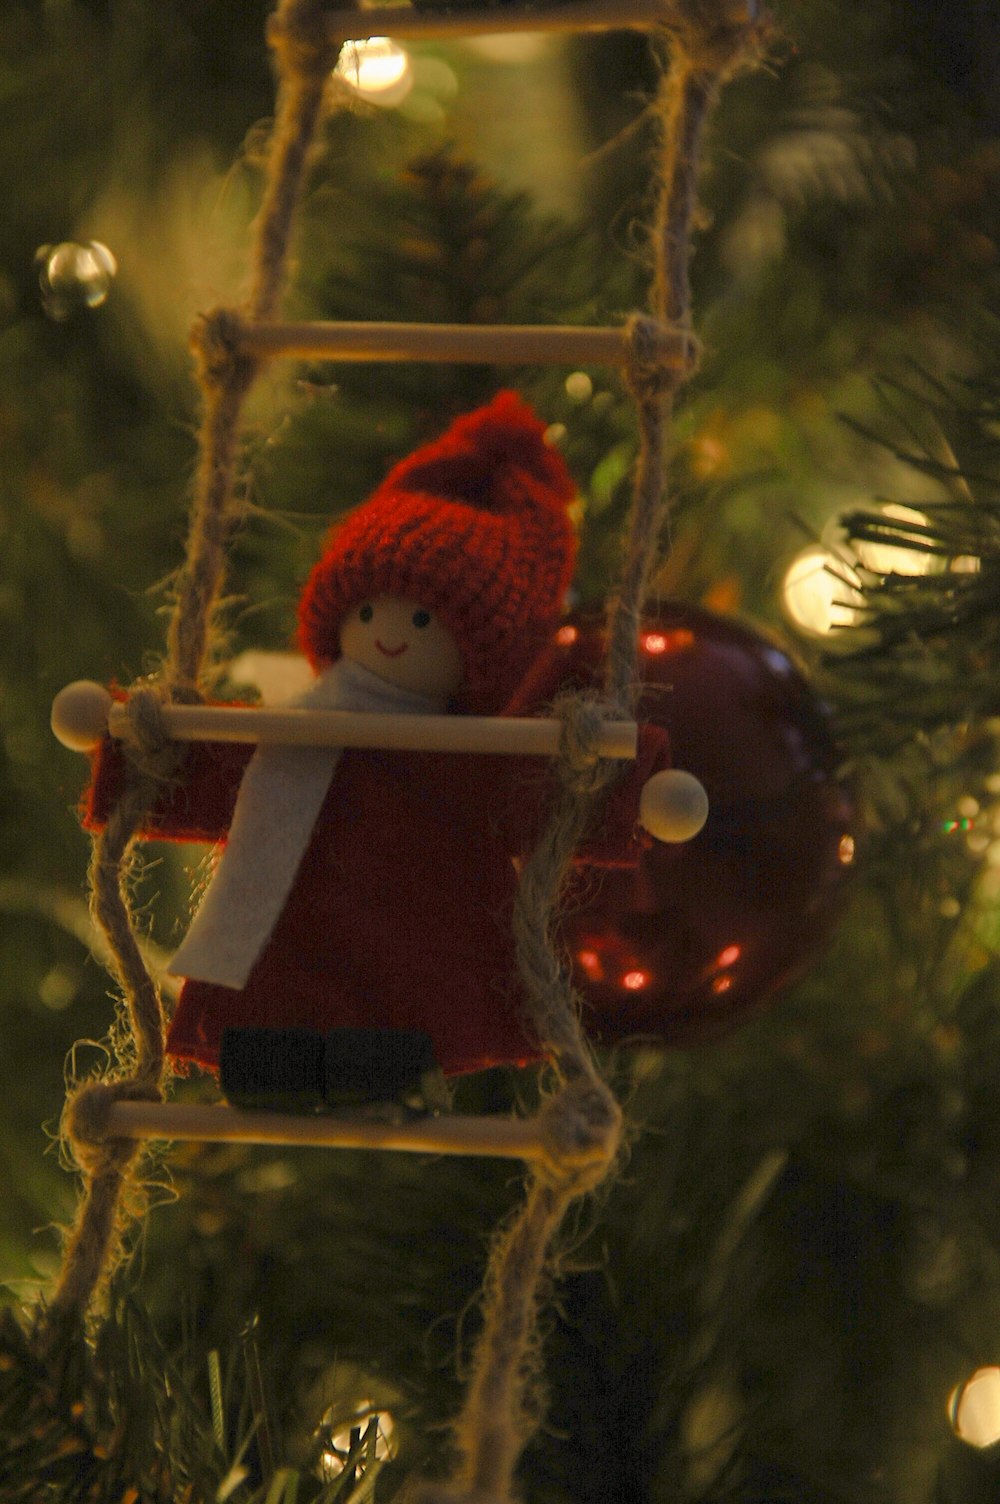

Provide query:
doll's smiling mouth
left=376, top=640, right=408, bottom=657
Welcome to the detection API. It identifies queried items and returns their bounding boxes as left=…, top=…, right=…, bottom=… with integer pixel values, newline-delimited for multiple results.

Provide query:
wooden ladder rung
left=240, top=320, right=691, bottom=369
left=322, top=0, right=758, bottom=43
left=106, top=702, right=638, bottom=758
left=51, top=683, right=640, bottom=759
left=107, top=1100, right=554, bottom=1162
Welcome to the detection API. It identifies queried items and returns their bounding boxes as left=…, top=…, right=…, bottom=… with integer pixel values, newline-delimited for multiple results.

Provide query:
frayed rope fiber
left=49, top=8, right=767, bottom=1503
left=415, top=12, right=767, bottom=1503
left=49, top=0, right=338, bottom=1329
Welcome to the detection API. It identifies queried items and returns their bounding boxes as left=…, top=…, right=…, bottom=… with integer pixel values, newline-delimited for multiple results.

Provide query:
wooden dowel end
left=106, top=1100, right=549, bottom=1161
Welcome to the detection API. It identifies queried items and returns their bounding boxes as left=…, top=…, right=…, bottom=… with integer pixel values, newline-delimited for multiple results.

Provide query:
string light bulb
left=941, top=1367, right=1000, bottom=1504
left=782, top=545, right=863, bottom=637
left=317, top=1402, right=396, bottom=1481
left=334, top=38, right=413, bottom=106
left=852, top=502, right=935, bottom=576
left=949, top=1368, right=1000, bottom=1450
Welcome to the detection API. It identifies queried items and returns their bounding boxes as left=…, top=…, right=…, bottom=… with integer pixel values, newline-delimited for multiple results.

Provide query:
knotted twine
left=47, top=7, right=766, bottom=1502
left=416, top=12, right=765, bottom=1500
left=48, top=0, right=341, bottom=1330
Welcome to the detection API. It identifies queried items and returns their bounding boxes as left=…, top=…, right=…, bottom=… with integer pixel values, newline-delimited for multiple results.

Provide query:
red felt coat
left=86, top=724, right=669, bottom=1076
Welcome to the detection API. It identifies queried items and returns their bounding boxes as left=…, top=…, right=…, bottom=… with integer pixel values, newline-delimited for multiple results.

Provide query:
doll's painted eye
left=359, top=603, right=374, bottom=624
left=412, top=609, right=431, bottom=629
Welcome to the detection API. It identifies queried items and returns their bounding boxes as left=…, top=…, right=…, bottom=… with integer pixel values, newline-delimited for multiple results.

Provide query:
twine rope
left=48, top=11, right=765, bottom=1503
left=420, top=12, right=764, bottom=1503
left=50, top=0, right=337, bottom=1328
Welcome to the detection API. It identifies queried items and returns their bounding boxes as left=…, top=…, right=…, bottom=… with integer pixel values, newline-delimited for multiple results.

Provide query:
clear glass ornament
left=35, top=240, right=117, bottom=321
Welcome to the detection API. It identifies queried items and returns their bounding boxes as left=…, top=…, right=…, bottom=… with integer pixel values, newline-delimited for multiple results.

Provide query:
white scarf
left=168, top=657, right=447, bottom=989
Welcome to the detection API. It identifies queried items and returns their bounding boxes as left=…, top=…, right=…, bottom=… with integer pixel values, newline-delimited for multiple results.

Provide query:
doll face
left=339, top=595, right=464, bottom=699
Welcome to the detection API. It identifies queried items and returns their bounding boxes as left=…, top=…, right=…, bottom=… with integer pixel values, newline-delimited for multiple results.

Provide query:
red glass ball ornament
left=513, top=604, right=857, bottom=1048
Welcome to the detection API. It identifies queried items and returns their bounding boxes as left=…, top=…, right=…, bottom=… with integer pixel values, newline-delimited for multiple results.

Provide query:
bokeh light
left=334, top=38, right=413, bottom=107
left=782, top=545, right=863, bottom=636
left=318, top=1403, right=396, bottom=1481
left=949, top=1368, right=1000, bottom=1450
left=852, top=503, right=935, bottom=576
left=565, top=371, right=593, bottom=403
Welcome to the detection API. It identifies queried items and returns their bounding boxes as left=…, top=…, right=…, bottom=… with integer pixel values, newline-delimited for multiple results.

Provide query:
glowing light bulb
left=318, top=1404, right=396, bottom=1481
left=716, top=945, right=741, bottom=968
left=555, top=624, right=579, bottom=646
left=334, top=38, right=413, bottom=106
left=950, top=1368, right=1000, bottom=1449
left=853, top=503, right=935, bottom=577
left=622, top=970, right=649, bottom=991
left=36, top=240, right=117, bottom=320
left=782, top=546, right=863, bottom=636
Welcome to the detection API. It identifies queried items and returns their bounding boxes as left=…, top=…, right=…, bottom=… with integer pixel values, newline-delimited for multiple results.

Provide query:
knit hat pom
left=298, top=391, right=578, bottom=713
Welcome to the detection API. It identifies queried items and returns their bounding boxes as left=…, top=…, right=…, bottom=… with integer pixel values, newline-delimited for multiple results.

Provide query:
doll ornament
left=78, top=393, right=679, bottom=1113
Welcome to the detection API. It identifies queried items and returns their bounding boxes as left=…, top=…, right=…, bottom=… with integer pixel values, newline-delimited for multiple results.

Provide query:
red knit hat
left=297, top=391, right=578, bottom=712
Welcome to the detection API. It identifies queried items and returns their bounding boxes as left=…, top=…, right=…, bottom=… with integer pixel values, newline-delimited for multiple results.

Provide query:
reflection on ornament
left=642, top=628, right=693, bottom=655
left=950, top=1368, right=1000, bottom=1450
left=318, top=1403, right=396, bottom=1481
left=334, top=38, right=413, bottom=106
left=782, top=545, right=863, bottom=636
left=577, top=949, right=604, bottom=981
left=510, top=603, right=857, bottom=1048
left=853, top=503, right=935, bottom=576
left=36, top=241, right=117, bottom=321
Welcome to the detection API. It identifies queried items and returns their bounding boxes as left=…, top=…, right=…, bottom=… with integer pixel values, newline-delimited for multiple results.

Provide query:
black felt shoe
left=219, top=1026, right=325, bottom=1112
left=323, top=1027, right=437, bottom=1107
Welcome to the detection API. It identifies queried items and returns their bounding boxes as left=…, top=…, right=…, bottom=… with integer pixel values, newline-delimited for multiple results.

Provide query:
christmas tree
left=3, top=1, right=1000, bottom=1500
